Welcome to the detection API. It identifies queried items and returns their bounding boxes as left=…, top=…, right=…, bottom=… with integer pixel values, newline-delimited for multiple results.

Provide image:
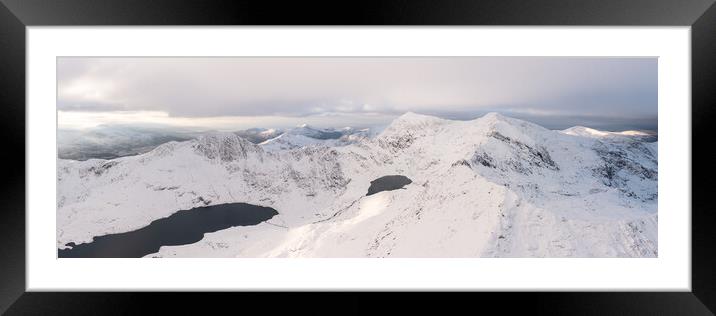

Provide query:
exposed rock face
left=192, top=133, right=263, bottom=162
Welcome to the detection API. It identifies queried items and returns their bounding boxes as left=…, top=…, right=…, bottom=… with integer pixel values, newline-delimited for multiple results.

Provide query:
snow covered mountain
left=259, top=124, right=370, bottom=148
left=259, top=125, right=371, bottom=151
left=58, top=125, right=369, bottom=161
left=562, top=126, right=658, bottom=142
left=233, top=128, right=283, bottom=143
left=57, top=112, right=658, bottom=258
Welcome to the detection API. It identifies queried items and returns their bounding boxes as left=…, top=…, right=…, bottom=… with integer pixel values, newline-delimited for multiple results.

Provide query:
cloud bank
left=57, top=57, right=657, bottom=130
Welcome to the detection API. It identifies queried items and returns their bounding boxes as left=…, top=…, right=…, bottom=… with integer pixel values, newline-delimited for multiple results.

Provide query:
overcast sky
left=57, top=57, right=657, bottom=131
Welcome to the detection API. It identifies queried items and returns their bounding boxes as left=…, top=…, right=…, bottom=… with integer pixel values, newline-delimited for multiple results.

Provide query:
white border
left=27, top=27, right=690, bottom=291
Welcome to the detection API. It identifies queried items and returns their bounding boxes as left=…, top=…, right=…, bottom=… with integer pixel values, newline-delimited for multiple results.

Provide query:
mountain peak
left=378, top=112, right=449, bottom=141
left=562, top=126, right=607, bottom=137
left=197, top=131, right=252, bottom=144
left=480, top=112, right=508, bottom=122
left=193, top=132, right=262, bottom=161
left=390, top=112, right=447, bottom=125
left=396, top=111, right=436, bottom=121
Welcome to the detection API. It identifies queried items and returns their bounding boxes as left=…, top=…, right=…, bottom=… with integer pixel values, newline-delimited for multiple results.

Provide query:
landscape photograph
left=56, top=57, right=658, bottom=258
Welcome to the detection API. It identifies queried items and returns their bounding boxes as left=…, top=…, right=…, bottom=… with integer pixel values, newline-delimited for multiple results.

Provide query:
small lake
left=366, top=175, right=412, bottom=196
left=58, top=203, right=279, bottom=258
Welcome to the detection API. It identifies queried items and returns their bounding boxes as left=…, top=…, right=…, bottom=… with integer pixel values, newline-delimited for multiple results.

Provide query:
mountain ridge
left=57, top=112, right=658, bottom=258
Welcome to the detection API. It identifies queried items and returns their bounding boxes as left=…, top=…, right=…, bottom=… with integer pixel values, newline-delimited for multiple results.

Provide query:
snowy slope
left=259, top=133, right=328, bottom=151
left=234, top=128, right=283, bottom=143
left=57, top=112, right=658, bottom=257
left=561, top=126, right=658, bottom=142
left=258, top=125, right=371, bottom=151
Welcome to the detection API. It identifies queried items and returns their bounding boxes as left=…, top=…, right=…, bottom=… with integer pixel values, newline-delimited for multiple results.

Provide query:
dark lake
left=58, top=203, right=279, bottom=258
left=366, top=175, right=412, bottom=196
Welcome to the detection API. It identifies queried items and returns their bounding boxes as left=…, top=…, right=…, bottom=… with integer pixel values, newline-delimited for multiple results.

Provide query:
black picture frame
left=1, top=0, right=714, bottom=314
